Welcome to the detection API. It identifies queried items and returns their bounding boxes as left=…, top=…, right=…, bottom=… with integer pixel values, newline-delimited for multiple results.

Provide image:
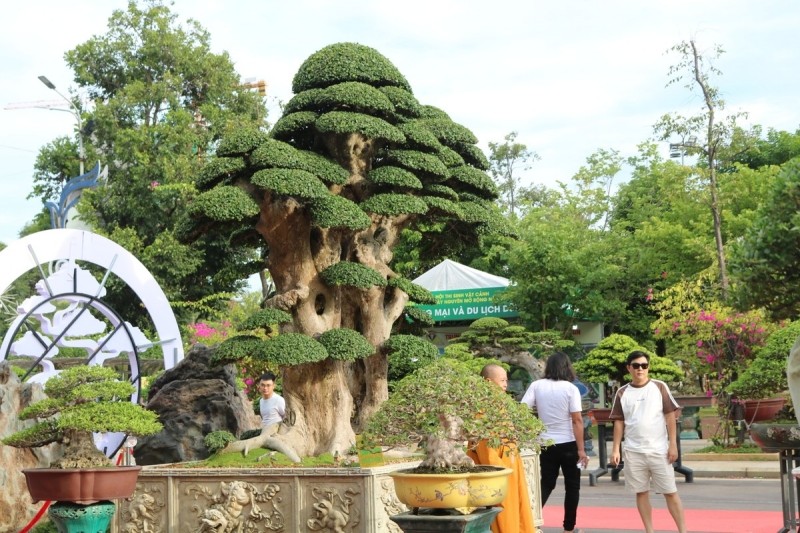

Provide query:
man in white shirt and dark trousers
left=610, top=350, right=687, bottom=533
left=258, top=371, right=285, bottom=428
left=521, top=352, right=588, bottom=533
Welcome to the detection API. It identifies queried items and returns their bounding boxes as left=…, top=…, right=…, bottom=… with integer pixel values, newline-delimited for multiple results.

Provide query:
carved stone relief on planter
left=185, top=480, right=287, bottom=532
left=522, top=451, right=545, bottom=533
left=112, top=459, right=543, bottom=533
left=377, top=477, right=407, bottom=533
left=306, top=486, right=360, bottom=532
left=119, top=483, right=166, bottom=533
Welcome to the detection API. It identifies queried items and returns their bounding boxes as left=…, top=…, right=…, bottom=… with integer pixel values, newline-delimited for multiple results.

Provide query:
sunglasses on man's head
left=630, top=362, right=649, bottom=370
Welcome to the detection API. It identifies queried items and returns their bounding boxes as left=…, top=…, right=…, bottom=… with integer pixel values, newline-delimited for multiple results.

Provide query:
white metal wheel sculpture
left=0, top=229, right=184, bottom=456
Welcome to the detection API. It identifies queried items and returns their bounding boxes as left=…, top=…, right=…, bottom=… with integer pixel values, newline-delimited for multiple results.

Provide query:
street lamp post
left=668, top=136, right=698, bottom=166
left=38, top=75, right=85, bottom=175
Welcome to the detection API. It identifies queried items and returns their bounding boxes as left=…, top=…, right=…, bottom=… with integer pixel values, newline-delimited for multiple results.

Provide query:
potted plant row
left=737, top=321, right=800, bottom=451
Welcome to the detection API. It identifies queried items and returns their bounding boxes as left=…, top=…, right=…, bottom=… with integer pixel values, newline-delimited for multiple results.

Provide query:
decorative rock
left=0, top=361, right=61, bottom=531
left=134, top=345, right=261, bottom=465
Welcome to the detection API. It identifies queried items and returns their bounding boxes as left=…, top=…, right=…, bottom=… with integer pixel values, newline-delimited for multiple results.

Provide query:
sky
left=1, top=1, right=799, bottom=246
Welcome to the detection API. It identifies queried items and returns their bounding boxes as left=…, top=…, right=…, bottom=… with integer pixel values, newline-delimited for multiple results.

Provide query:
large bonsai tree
left=183, top=42, right=507, bottom=459
left=2, top=366, right=163, bottom=468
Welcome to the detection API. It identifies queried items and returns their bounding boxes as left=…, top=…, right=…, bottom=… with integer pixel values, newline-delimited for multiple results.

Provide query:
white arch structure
left=0, top=229, right=184, bottom=370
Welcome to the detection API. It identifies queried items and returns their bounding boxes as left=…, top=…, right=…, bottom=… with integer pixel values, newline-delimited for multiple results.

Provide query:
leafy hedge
left=249, top=138, right=307, bottom=170
left=379, top=86, right=422, bottom=117
left=422, top=196, right=464, bottom=218
left=190, top=186, right=260, bottom=221
left=216, top=128, right=269, bottom=156
left=384, top=149, right=449, bottom=180
left=423, top=184, right=459, bottom=201
left=321, top=261, right=387, bottom=289
left=318, top=328, right=375, bottom=361
left=396, top=120, right=443, bottom=152
left=315, top=111, right=405, bottom=144
left=449, top=165, right=498, bottom=198
left=287, top=81, right=396, bottom=118
left=196, top=156, right=246, bottom=191
left=368, top=166, right=423, bottom=189
left=387, top=276, right=437, bottom=304
left=292, top=42, right=412, bottom=93
left=437, top=146, right=466, bottom=168
left=453, top=142, right=490, bottom=170
left=260, top=333, right=328, bottom=365
left=403, top=305, right=435, bottom=327
left=270, top=111, right=318, bottom=143
left=310, top=194, right=372, bottom=230
left=360, top=193, right=428, bottom=217
left=238, top=308, right=293, bottom=332
left=212, top=335, right=265, bottom=365
left=251, top=168, right=329, bottom=199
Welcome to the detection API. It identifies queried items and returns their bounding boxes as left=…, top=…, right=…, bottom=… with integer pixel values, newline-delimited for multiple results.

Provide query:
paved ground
left=537, top=438, right=794, bottom=533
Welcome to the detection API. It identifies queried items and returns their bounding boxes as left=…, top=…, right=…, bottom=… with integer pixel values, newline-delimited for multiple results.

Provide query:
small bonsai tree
left=727, top=319, right=800, bottom=400
left=362, top=358, right=545, bottom=473
left=449, top=317, right=577, bottom=381
left=574, top=333, right=683, bottom=386
left=2, top=365, right=163, bottom=468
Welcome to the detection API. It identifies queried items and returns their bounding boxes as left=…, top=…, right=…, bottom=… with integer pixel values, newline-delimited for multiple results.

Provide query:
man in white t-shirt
left=610, top=350, right=686, bottom=533
left=258, top=372, right=285, bottom=428
left=521, top=352, right=587, bottom=533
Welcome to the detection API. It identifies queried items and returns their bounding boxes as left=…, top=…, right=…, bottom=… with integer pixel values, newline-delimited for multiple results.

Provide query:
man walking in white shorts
left=610, top=350, right=687, bottom=533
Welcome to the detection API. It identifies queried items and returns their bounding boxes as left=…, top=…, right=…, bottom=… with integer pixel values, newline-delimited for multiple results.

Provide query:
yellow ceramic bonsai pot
left=389, top=466, right=512, bottom=509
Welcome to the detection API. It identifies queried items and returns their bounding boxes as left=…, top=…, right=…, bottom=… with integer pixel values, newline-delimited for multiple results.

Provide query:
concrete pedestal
left=49, top=501, right=116, bottom=533
left=390, top=507, right=502, bottom=533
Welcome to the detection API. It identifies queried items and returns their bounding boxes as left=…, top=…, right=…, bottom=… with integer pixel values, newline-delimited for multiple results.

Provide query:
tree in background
left=29, top=0, right=268, bottom=324
left=730, top=159, right=800, bottom=319
left=500, top=149, right=630, bottom=334
left=654, top=40, right=750, bottom=301
left=188, top=42, right=509, bottom=458
left=488, top=131, right=539, bottom=217
left=574, top=333, right=682, bottom=387
left=730, top=127, right=800, bottom=170
left=447, top=317, right=577, bottom=382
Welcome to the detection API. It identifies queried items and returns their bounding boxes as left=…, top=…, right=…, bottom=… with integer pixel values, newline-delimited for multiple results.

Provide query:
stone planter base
left=111, top=453, right=544, bottom=533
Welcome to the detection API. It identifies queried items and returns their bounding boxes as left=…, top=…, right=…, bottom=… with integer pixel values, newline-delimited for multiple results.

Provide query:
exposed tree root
left=221, top=424, right=301, bottom=463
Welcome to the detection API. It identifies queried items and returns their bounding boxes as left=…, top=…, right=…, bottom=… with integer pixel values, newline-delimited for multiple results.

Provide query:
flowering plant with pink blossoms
left=659, top=308, right=775, bottom=397
left=185, top=320, right=274, bottom=400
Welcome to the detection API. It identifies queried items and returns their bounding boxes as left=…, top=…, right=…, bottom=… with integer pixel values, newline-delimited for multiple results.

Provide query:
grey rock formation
left=0, top=362, right=61, bottom=532
left=134, top=345, right=261, bottom=465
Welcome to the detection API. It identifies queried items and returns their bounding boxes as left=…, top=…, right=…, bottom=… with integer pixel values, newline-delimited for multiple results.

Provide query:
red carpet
left=543, top=505, right=786, bottom=532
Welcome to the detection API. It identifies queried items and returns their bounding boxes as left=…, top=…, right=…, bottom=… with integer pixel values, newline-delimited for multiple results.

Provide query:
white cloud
left=1, top=0, right=799, bottom=245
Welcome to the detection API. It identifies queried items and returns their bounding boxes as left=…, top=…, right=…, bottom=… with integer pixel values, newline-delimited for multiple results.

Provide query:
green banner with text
left=417, top=287, right=518, bottom=322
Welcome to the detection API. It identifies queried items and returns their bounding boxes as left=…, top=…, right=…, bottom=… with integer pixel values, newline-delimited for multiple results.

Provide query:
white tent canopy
left=412, top=259, right=517, bottom=322
left=412, top=259, right=510, bottom=291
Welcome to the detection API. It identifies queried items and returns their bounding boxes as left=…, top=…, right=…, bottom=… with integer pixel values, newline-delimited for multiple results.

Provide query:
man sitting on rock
left=258, top=372, right=285, bottom=428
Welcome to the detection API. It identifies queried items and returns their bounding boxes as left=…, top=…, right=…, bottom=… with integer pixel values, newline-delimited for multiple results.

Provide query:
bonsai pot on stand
left=24, top=466, right=142, bottom=533
left=362, top=360, right=545, bottom=533
left=2, top=366, right=162, bottom=533
left=388, top=466, right=512, bottom=532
